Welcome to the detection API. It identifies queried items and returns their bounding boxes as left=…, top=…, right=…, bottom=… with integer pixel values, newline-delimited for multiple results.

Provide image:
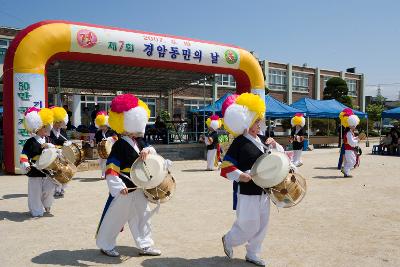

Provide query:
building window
left=346, top=79, right=357, bottom=97
left=268, top=69, right=287, bottom=90
left=0, top=38, right=10, bottom=64
left=80, top=95, right=114, bottom=119
left=79, top=95, right=157, bottom=122
left=216, top=74, right=236, bottom=87
left=292, top=72, right=309, bottom=92
left=142, top=98, right=157, bottom=121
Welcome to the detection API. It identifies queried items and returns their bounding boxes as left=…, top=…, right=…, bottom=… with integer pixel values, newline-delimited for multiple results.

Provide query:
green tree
left=366, top=103, right=385, bottom=122
left=323, top=77, right=353, bottom=108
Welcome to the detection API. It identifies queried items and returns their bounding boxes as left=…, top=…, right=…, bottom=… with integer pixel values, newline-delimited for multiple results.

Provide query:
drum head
left=270, top=172, right=307, bottom=208
left=251, top=152, right=290, bottom=188
left=36, top=148, right=58, bottom=170
left=130, top=154, right=167, bottom=189
left=61, top=146, right=76, bottom=164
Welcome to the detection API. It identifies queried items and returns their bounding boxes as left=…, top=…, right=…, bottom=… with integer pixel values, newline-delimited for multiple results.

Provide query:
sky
left=1, top=0, right=399, bottom=100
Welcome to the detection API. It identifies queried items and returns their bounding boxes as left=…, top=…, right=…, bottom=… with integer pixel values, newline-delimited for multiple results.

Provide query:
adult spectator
left=81, top=107, right=91, bottom=127
left=91, top=104, right=100, bottom=125
left=154, top=116, right=168, bottom=143
left=390, top=127, right=399, bottom=155
left=63, top=105, right=74, bottom=130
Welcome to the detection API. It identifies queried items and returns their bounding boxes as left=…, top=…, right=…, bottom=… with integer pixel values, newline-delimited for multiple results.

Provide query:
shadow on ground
left=313, top=167, right=338, bottom=170
left=0, top=211, right=33, bottom=222
left=312, top=175, right=346, bottom=179
left=31, top=246, right=141, bottom=266
left=74, top=177, right=104, bottom=183
left=142, top=256, right=247, bottom=267
left=1, top=193, right=28, bottom=199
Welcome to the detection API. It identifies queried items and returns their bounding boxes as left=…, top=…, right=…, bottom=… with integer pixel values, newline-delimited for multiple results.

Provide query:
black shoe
left=100, top=248, right=120, bottom=257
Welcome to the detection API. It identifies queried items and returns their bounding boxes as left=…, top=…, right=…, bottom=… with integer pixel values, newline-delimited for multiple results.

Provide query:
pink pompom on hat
left=221, top=94, right=239, bottom=116
left=110, top=94, right=138, bottom=113
left=108, top=93, right=150, bottom=135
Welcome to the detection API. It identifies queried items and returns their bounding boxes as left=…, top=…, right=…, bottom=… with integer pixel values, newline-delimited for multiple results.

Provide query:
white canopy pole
left=366, top=116, right=370, bottom=147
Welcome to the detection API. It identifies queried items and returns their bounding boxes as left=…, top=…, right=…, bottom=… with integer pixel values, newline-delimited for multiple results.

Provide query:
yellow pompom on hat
left=23, top=107, right=54, bottom=133
left=206, top=115, right=223, bottom=130
left=51, top=106, right=68, bottom=126
left=221, top=93, right=266, bottom=137
left=291, top=113, right=305, bottom=127
left=108, top=94, right=150, bottom=135
left=95, top=111, right=109, bottom=128
left=339, top=108, right=359, bottom=127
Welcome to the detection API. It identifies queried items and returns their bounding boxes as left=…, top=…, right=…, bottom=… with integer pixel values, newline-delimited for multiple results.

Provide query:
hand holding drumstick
left=140, top=149, right=150, bottom=160
left=239, top=172, right=252, bottom=182
left=120, top=188, right=129, bottom=195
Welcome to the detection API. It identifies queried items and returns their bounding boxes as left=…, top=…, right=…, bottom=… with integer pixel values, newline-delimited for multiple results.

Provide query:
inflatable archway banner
left=3, top=21, right=265, bottom=173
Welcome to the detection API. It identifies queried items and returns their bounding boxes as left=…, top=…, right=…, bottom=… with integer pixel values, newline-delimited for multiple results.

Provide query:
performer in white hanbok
left=289, top=113, right=305, bottom=167
left=203, top=115, right=222, bottom=170
left=49, top=106, right=70, bottom=197
left=220, top=93, right=284, bottom=267
left=339, top=109, right=360, bottom=177
left=94, top=111, right=117, bottom=179
left=20, top=107, right=57, bottom=217
left=95, top=94, right=161, bottom=257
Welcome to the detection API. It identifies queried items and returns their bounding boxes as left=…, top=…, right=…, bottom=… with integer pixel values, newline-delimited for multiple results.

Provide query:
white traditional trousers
left=99, top=158, right=107, bottom=177
left=28, top=177, right=56, bottom=216
left=207, top=149, right=217, bottom=170
left=344, top=150, right=357, bottom=175
left=55, top=183, right=67, bottom=193
left=292, top=150, right=303, bottom=166
left=225, top=193, right=270, bottom=258
left=96, top=190, right=154, bottom=251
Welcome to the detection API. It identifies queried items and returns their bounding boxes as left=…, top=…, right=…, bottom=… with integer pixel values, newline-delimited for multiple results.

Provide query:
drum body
left=251, top=152, right=290, bottom=188
left=97, top=139, right=113, bottom=159
left=130, top=154, right=167, bottom=189
left=269, top=172, right=306, bottom=208
left=62, top=143, right=84, bottom=166
left=36, top=148, right=77, bottom=185
left=143, top=173, right=176, bottom=203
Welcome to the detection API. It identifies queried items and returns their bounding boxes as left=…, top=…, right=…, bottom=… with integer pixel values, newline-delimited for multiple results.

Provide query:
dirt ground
left=1, top=142, right=399, bottom=267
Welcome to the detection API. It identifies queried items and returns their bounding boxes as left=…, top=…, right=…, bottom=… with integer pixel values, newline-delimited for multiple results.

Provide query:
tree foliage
left=323, top=77, right=353, bottom=108
left=366, top=103, right=385, bottom=122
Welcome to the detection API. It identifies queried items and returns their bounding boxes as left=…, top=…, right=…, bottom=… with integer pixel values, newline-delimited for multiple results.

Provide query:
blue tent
left=191, top=93, right=232, bottom=113
left=191, top=93, right=303, bottom=118
left=382, top=107, right=400, bottom=119
left=265, top=95, right=304, bottom=118
left=291, top=97, right=367, bottom=118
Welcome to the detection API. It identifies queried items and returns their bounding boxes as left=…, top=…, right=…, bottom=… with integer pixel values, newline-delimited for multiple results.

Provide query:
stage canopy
left=291, top=97, right=367, bottom=118
left=191, top=93, right=303, bottom=118
left=382, top=107, right=400, bottom=119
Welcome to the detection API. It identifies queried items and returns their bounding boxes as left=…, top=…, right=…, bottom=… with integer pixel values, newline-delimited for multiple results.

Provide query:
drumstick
left=125, top=187, right=138, bottom=190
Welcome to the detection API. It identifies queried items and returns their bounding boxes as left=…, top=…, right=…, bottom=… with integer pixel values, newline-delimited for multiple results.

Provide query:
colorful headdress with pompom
left=23, top=107, right=54, bottom=133
left=339, top=108, right=359, bottom=127
left=291, top=113, right=305, bottom=127
left=206, top=115, right=222, bottom=130
left=95, top=111, right=109, bottom=128
left=108, top=94, right=150, bottom=135
left=221, top=93, right=266, bottom=137
left=50, top=106, right=68, bottom=126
